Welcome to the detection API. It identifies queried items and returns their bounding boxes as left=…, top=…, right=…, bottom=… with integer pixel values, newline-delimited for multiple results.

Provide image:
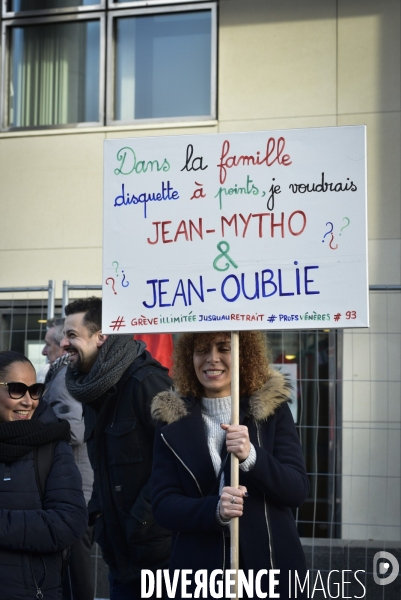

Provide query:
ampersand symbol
left=213, top=241, right=238, bottom=272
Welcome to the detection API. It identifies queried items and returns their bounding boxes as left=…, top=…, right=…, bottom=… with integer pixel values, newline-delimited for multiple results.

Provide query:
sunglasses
left=0, top=381, right=45, bottom=400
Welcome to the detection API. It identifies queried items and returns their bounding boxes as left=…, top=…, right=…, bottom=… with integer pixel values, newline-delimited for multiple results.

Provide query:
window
left=111, top=10, right=212, bottom=122
left=1, top=0, right=216, bottom=130
left=6, top=16, right=102, bottom=127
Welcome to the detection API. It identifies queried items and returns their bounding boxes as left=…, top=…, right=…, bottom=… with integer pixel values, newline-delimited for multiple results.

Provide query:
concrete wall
left=1, top=1, right=400, bottom=294
left=342, top=291, right=401, bottom=541
left=0, top=0, right=400, bottom=539
left=1, top=1, right=399, bottom=291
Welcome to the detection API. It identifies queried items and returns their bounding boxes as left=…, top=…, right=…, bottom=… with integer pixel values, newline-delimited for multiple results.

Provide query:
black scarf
left=0, top=419, right=70, bottom=463
left=65, top=335, right=145, bottom=404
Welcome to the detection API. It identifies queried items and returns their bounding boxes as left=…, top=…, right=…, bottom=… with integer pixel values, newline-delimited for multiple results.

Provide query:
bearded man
left=60, top=297, right=172, bottom=600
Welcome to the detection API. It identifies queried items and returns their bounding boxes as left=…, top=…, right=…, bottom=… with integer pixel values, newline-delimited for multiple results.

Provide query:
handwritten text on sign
left=103, top=127, right=368, bottom=333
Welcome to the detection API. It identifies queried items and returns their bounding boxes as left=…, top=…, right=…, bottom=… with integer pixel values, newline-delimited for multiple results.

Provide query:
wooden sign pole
left=230, top=331, right=240, bottom=599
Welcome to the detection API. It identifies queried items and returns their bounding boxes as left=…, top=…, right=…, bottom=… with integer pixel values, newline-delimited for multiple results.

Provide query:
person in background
left=60, top=297, right=172, bottom=600
left=151, top=331, right=309, bottom=599
left=43, top=318, right=95, bottom=600
left=0, top=350, right=87, bottom=600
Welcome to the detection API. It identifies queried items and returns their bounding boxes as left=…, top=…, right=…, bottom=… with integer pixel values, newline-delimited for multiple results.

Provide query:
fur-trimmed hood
left=151, top=368, right=291, bottom=425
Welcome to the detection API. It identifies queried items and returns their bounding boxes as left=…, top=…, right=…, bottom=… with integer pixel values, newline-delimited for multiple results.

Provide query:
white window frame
left=108, top=0, right=211, bottom=7
left=2, top=0, right=105, bottom=19
left=1, top=12, right=106, bottom=130
left=106, top=2, right=217, bottom=126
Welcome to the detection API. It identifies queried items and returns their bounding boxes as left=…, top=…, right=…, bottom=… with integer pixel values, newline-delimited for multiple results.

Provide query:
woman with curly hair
left=151, top=331, right=309, bottom=599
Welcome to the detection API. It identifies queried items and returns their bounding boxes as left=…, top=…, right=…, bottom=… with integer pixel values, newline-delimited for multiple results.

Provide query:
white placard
left=103, top=126, right=368, bottom=334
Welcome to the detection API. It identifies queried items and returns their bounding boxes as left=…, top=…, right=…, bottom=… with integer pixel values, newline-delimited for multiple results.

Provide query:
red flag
left=134, top=333, right=173, bottom=373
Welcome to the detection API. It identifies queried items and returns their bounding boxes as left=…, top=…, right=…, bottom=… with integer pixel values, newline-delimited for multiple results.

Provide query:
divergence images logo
left=373, top=551, right=399, bottom=586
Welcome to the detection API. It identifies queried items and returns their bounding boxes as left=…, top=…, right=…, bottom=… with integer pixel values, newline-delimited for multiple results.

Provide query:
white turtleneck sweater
left=200, top=396, right=257, bottom=524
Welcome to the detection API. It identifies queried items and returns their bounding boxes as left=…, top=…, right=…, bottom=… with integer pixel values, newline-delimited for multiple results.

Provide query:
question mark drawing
left=106, top=277, right=117, bottom=295
left=329, top=234, right=338, bottom=250
left=322, top=222, right=333, bottom=243
left=340, top=217, right=350, bottom=236
left=121, top=270, right=130, bottom=288
left=112, top=261, right=119, bottom=276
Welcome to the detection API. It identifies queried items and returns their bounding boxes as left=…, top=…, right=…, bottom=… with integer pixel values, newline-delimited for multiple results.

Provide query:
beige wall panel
left=342, top=423, right=400, bottom=479
left=346, top=380, right=401, bottom=425
left=105, top=125, right=218, bottom=140
left=338, top=0, right=401, bottom=114
left=368, top=286, right=401, bottom=333
left=368, top=239, right=401, bottom=286
left=342, top=288, right=401, bottom=540
left=0, top=248, right=102, bottom=297
left=342, top=475, right=400, bottom=540
left=219, top=0, right=336, bottom=121
left=338, top=112, right=401, bottom=240
left=218, top=115, right=337, bottom=133
left=0, top=133, right=105, bottom=252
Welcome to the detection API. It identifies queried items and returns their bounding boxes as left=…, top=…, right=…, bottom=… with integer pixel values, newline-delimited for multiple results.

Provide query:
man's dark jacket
left=84, top=350, right=172, bottom=583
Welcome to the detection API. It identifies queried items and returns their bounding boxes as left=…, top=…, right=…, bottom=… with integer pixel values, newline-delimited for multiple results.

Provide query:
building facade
left=0, top=0, right=400, bottom=580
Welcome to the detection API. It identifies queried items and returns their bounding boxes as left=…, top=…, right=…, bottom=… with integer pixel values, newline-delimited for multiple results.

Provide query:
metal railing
left=0, top=280, right=400, bottom=596
left=0, top=280, right=56, bottom=319
left=61, top=280, right=102, bottom=315
left=0, top=280, right=395, bottom=318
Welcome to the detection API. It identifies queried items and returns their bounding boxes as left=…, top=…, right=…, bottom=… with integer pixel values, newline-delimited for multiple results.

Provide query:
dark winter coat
left=0, top=401, right=88, bottom=600
left=44, top=360, right=94, bottom=504
left=84, top=350, right=173, bottom=584
left=151, top=369, right=310, bottom=599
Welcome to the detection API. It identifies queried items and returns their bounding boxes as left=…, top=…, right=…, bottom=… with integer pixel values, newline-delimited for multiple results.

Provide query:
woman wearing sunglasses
left=151, top=331, right=309, bottom=599
left=0, top=351, right=88, bottom=600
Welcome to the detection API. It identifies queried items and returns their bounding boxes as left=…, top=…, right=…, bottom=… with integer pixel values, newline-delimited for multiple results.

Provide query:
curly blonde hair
left=173, top=331, right=271, bottom=398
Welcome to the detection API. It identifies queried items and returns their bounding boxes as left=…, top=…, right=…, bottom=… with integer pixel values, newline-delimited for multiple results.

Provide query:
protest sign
left=103, top=126, right=368, bottom=334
